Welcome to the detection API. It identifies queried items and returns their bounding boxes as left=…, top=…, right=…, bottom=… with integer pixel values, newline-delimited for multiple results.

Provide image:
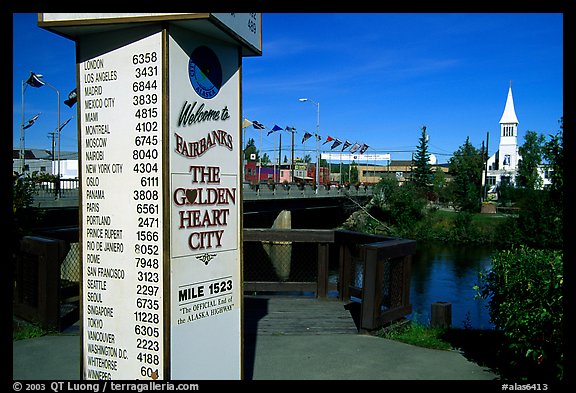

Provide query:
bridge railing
left=243, top=228, right=416, bottom=331
left=29, top=180, right=372, bottom=206
left=242, top=182, right=373, bottom=200
left=31, top=179, right=79, bottom=206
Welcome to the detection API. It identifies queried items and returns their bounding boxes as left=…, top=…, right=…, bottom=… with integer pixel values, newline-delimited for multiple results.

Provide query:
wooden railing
left=14, top=227, right=415, bottom=332
left=243, top=228, right=336, bottom=297
left=244, top=228, right=416, bottom=331
left=337, top=231, right=415, bottom=330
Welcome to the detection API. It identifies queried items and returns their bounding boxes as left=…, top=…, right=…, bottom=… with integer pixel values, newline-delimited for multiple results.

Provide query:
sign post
left=39, top=13, right=261, bottom=380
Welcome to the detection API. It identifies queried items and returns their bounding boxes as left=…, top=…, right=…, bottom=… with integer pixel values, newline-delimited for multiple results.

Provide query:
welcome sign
left=168, top=26, right=242, bottom=379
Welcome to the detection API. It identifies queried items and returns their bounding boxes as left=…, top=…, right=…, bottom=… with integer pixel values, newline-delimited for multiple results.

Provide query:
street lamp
left=298, top=98, right=320, bottom=192
left=20, top=72, right=46, bottom=174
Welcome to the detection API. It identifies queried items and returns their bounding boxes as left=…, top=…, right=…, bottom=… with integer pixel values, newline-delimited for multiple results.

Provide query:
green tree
left=243, top=138, right=259, bottom=161
left=517, top=130, right=546, bottom=190
left=476, top=246, right=563, bottom=379
left=501, top=119, right=564, bottom=250
left=372, top=178, right=427, bottom=237
left=431, top=167, right=446, bottom=203
left=543, top=118, right=563, bottom=207
left=412, top=126, right=432, bottom=192
left=261, top=152, right=271, bottom=165
left=12, top=175, right=42, bottom=261
left=349, top=161, right=359, bottom=183
left=448, top=137, right=483, bottom=212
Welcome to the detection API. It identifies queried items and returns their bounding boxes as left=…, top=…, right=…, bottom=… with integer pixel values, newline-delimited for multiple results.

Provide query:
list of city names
left=80, top=30, right=164, bottom=380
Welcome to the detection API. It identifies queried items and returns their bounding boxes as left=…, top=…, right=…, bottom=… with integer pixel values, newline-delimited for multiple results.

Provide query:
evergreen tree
left=412, top=126, right=432, bottom=191
left=261, top=153, right=271, bottom=165
left=350, top=161, right=359, bottom=184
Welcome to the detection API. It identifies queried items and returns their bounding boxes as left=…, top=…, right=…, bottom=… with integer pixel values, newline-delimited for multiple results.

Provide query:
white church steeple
left=498, top=81, right=519, bottom=173
left=499, top=81, right=519, bottom=125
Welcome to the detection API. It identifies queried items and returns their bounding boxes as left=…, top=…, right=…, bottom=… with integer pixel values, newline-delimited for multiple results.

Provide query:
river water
left=409, top=241, right=498, bottom=330
left=246, top=208, right=499, bottom=330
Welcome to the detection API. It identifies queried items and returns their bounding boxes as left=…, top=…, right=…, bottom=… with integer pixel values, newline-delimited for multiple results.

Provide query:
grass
left=408, top=207, right=514, bottom=244
left=376, top=320, right=451, bottom=350
left=375, top=320, right=564, bottom=381
left=376, top=320, right=505, bottom=377
left=13, top=317, right=52, bottom=341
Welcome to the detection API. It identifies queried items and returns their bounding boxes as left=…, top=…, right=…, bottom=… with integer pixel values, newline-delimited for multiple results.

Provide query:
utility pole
left=291, top=129, right=295, bottom=183
left=278, top=133, right=282, bottom=183
left=48, top=132, right=56, bottom=167
left=483, top=131, right=490, bottom=201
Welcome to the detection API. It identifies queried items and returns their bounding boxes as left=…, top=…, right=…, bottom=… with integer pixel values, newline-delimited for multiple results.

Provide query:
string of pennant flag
left=242, top=118, right=369, bottom=155
left=26, top=70, right=369, bottom=156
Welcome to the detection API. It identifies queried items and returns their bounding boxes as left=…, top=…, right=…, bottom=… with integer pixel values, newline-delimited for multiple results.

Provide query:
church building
left=483, top=83, right=552, bottom=197
left=484, top=82, right=521, bottom=192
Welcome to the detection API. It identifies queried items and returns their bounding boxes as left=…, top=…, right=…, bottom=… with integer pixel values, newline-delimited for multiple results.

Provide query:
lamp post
left=298, top=98, right=320, bottom=192
left=44, top=81, right=61, bottom=183
left=20, top=80, right=27, bottom=174
left=21, top=72, right=61, bottom=182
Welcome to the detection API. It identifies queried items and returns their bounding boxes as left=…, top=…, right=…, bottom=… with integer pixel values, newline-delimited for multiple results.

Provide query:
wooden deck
left=243, top=296, right=359, bottom=335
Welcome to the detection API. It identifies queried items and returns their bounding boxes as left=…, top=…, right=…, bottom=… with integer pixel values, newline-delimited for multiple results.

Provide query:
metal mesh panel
left=244, top=241, right=318, bottom=282
left=60, top=242, right=81, bottom=289
left=380, top=257, right=405, bottom=312
left=59, top=242, right=80, bottom=328
left=343, top=244, right=365, bottom=292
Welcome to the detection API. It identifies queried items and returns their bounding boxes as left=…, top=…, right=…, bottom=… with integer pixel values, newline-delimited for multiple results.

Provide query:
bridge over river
left=30, top=180, right=373, bottom=229
left=19, top=180, right=415, bottom=340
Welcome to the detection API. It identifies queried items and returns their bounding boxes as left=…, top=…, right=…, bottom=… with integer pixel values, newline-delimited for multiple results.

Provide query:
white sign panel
left=80, top=26, right=164, bottom=380
left=41, top=13, right=193, bottom=22
left=40, top=13, right=261, bottom=55
left=321, top=153, right=391, bottom=161
left=212, top=13, right=261, bottom=54
left=168, top=25, right=242, bottom=380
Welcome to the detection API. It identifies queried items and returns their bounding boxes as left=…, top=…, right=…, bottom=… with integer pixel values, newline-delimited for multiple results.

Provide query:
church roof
left=499, top=85, right=519, bottom=124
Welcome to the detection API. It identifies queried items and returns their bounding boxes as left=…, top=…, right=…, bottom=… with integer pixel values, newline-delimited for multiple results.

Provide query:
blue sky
left=13, top=13, right=563, bottom=164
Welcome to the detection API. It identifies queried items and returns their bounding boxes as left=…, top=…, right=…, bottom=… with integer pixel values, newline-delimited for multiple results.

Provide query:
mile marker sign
left=39, top=13, right=261, bottom=380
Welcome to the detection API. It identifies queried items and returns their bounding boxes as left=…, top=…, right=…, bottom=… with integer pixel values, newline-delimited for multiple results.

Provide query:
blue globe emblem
left=188, top=46, right=222, bottom=99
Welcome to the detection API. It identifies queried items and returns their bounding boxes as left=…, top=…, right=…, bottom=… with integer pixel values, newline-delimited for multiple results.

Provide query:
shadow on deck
left=244, top=296, right=359, bottom=336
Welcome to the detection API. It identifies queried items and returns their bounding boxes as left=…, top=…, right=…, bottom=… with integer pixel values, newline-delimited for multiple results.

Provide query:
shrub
left=449, top=211, right=478, bottom=242
left=476, top=246, right=563, bottom=380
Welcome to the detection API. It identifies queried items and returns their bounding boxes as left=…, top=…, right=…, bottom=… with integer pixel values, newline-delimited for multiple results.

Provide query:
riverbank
left=341, top=204, right=520, bottom=246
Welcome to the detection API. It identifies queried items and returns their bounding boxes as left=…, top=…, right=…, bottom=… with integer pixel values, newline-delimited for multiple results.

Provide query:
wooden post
left=317, top=243, right=329, bottom=299
left=338, top=243, right=352, bottom=301
left=360, top=247, right=378, bottom=331
left=431, top=301, right=452, bottom=328
left=15, top=236, right=65, bottom=330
